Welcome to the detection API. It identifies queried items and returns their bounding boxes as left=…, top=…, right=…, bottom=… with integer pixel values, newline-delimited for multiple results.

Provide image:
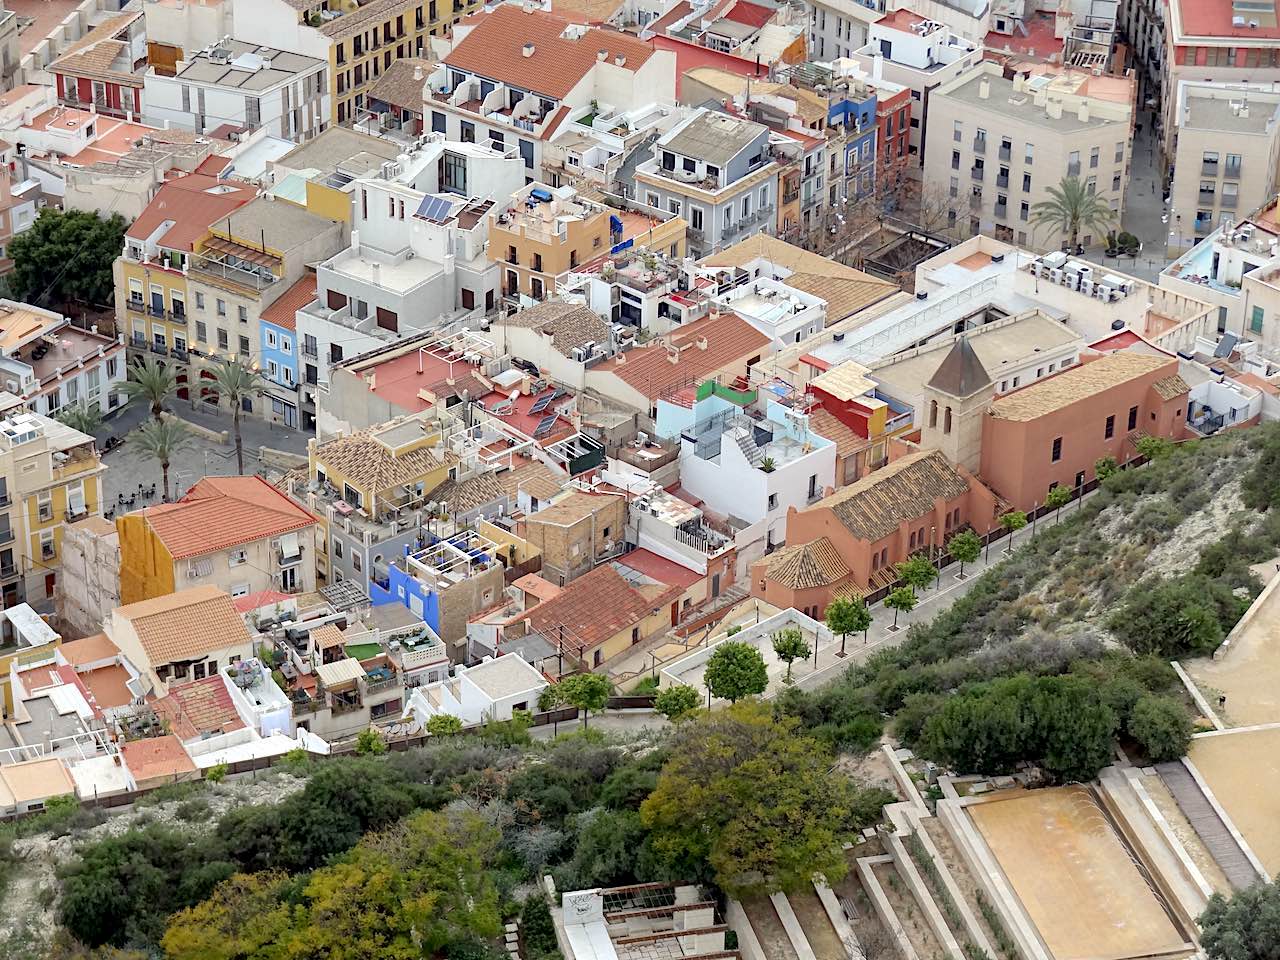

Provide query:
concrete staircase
left=1156, top=761, right=1262, bottom=891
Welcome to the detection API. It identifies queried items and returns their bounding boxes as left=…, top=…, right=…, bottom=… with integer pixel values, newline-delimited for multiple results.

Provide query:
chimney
left=522, top=42, right=536, bottom=58
left=696, top=336, right=708, bottom=350
left=1012, top=73, right=1025, bottom=92
left=597, top=49, right=608, bottom=61
left=978, top=77, right=990, bottom=100
left=1046, top=99, right=1063, bottom=119
left=872, top=51, right=883, bottom=81
left=614, top=55, right=626, bottom=66
left=1078, top=102, right=1089, bottom=122
left=1241, top=101, right=1251, bottom=119
left=414, top=65, right=423, bottom=80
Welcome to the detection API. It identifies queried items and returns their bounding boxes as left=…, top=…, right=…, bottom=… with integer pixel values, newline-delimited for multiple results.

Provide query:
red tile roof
left=645, top=34, right=767, bottom=96
left=607, top=312, right=770, bottom=400
left=125, top=174, right=256, bottom=252
left=153, top=675, right=246, bottom=741
left=526, top=563, right=671, bottom=650
left=121, top=735, right=198, bottom=783
left=649, top=0, right=692, bottom=33
left=194, top=155, right=232, bottom=177
left=1087, top=330, right=1143, bottom=352
left=58, top=632, right=120, bottom=667
left=233, top=589, right=293, bottom=613
left=614, top=549, right=702, bottom=589
left=1175, top=0, right=1280, bottom=39
left=136, top=475, right=318, bottom=560
left=261, top=275, right=316, bottom=332
left=725, top=0, right=773, bottom=28
left=445, top=6, right=655, bottom=100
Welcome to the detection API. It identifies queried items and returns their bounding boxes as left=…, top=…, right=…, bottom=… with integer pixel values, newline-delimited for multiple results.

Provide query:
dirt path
left=742, top=895, right=800, bottom=960
left=789, top=888, right=846, bottom=960
left=1142, top=775, right=1232, bottom=896
left=872, top=861, right=946, bottom=960
left=917, top=818, right=1009, bottom=957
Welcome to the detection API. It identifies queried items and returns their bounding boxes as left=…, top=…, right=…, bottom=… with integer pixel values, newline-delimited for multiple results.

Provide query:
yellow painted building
left=0, top=412, right=105, bottom=617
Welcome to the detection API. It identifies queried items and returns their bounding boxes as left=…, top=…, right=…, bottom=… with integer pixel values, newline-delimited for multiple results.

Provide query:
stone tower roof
left=926, top=337, right=992, bottom=398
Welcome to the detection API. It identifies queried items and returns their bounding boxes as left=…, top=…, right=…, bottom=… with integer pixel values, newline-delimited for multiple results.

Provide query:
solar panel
left=532, top=414, right=559, bottom=439
left=415, top=194, right=453, bottom=223
left=528, top=390, right=556, bottom=415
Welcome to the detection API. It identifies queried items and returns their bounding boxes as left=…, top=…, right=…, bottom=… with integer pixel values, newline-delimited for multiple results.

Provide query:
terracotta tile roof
left=699, top=234, right=878, bottom=282
left=0, top=758, right=75, bottom=805
left=807, top=408, right=868, bottom=459
left=783, top=271, right=898, bottom=322
left=153, top=675, right=246, bottom=741
left=311, top=624, right=347, bottom=650
left=125, top=174, right=257, bottom=252
left=725, top=0, right=774, bottom=25
left=50, top=12, right=142, bottom=83
left=614, top=548, right=702, bottom=589
left=497, top=460, right=565, bottom=502
left=607, top=311, right=770, bottom=400
left=135, top=476, right=318, bottom=561
left=814, top=450, right=972, bottom=543
left=763, top=537, right=849, bottom=589
left=989, top=353, right=1177, bottom=422
left=1152, top=374, right=1191, bottom=401
left=234, top=589, right=293, bottom=614
left=444, top=6, right=655, bottom=100
left=432, top=471, right=507, bottom=515
left=526, top=564, right=665, bottom=650
left=58, top=632, right=120, bottom=667
left=312, top=427, right=447, bottom=494
left=366, top=57, right=435, bottom=109
left=261, top=275, right=316, bottom=332
left=502, top=301, right=612, bottom=357
left=513, top=573, right=562, bottom=602
left=121, top=735, right=198, bottom=783
left=527, top=490, right=620, bottom=526
left=114, top=587, right=254, bottom=665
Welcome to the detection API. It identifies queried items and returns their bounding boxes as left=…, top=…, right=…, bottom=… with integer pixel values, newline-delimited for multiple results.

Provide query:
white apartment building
left=144, top=40, right=330, bottom=141
left=849, top=12, right=982, bottom=171
left=923, top=62, right=1134, bottom=251
left=428, top=5, right=677, bottom=181
left=295, top=138, right=526, bottom=387
left=0, top=303, right=127, bottom=421
left=1168, top=82, right=1280, bottom=252
left=806, top=0, right=885, bottom=61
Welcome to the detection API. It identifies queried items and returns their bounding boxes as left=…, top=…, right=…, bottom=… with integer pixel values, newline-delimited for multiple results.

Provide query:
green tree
left=426, top=713, right=464, bottom=736
left=8, top=208, right=128, bottom=312
left=1000, top=510, right=1028, bottom=553
left=521, top=896, right=560, bottom=960
left=132, top=417, right=191, bottom=502
left=884, top=586, right=918, bottom=629
left=537, top=685, right=561, bottom=712
left=641, top=702, right=884, bottom=897
left=1045, top=484, right=1071, bottom=519
left=1094, top=455, right=1119, bottom=481
left=771, top=626, right=811, bottom=684
left=825, top=596, right=871, bottom=655
left=1128, top=694, right=1193, bottom=763
left=121, top=356, right=178, bottom=424
left=1200, top=881, right=1280, bottom=960
left=55, top=404, right=103, bottom=437
left=946, top=529, right=981, bottom=579
left=554, top=808, right=645, bottom=891
left=1029, top=175, right=1118, bottom=250
left=1108, top=575, right=1234, bottom=657
left=161, top=871, right=294, bottom=960
left=208, top=358, right=266, bottom=474
left=557, top=672, right=613, bottom=729
left=703, top=640, right=769, bottom=703
left=1136, top=435, right=1174, bottom=460
left=896, top=553, right=936, bottom=592
left=355, top=728, right=387, bottom=755
left=654, top=684, right=700, bottom=722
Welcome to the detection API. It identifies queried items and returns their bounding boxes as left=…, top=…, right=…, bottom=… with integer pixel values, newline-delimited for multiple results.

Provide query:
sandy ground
left=1187, top=578, right=1280, bottom=728
left=871, top=860, right=945, bottom=960
left=1188, top=726, right=1280, bottom=877
left=917, top=818, right=1010, bottom=958
left=967, top=787, right=1190, bottom=960
left=789, top=888, right=847, bottom=960
left=1140, top=775, right=1233, bottom=897
left=742, top=895, right=799, bottom=960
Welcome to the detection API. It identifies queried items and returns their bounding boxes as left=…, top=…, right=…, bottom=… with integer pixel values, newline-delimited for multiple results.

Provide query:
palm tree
left=133, top=418, right=191, bottom=502
left=1029, top=176, right=1118, bottom=252
left=121, top=356, right=178, bottom=424
left=209, top=359, right=266, bottom=475
left=54, top=404, right=103, bottom=437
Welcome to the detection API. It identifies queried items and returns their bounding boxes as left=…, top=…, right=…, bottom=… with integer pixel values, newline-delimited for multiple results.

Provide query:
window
left=691, top=207, right=703, bottom=230
left=767, top=493, right=778, bottom=510
left=1022, top=172, right=1031, bottom=193
left=1089, top=146, right=1099, bottom=168
left=196, top=320, right=207, bottom=343
left=266, top=329, right=277, bottom=349
left=217, top=328, right=229, bottom=349
left=1112, top=173, right=1122, bottom=192
left=216, top=298, right=226, bottom=317
left=1020, top=201, right=1029, bottom=221
left=668, top=198, right=680, bottom=215
left=238, top=305, right=248, bottom=323
left=1051, top=437, right=1062, bottom=462
left=353, top=552, right=362, bottom=573
left=239, top=335, right=250, bottom=356
left=953, top=119, right=962, bottom=142
left=1128, top=405, right=1138, bottom=430
left=1105, top=414, right=1115, bottom=439
left=229, top=549, right=247, bottom=566
left=333, top=537, right=343, bottom=560
left=1252, top=305, right=1265, bottom=334
left=1024, top=143, right=1034, bottom=164
left=195, top=291, right=205, bottom=310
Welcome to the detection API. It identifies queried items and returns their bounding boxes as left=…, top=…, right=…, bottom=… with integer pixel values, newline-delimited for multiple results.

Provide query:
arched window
left=929, top=399, right=938, bottom=428
left=944, top=406, right=953, bottom=434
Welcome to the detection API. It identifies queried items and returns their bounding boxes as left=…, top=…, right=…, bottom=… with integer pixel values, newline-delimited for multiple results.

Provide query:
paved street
left=98, top=401, right=311, bottom=509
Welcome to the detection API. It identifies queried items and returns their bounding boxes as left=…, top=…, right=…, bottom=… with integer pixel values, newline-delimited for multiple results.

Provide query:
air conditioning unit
left=1030, top=260, right=1044, bottom=277
left=1049, top=267, right=1063, bottom=283
left=1080, top=279, right=1094, bottom=297
left=1062, top=271, right=1079, bottom=290
left=1108, top=288, right=1123, bottom=302
left=1096, top=283, right=1114, bottom=300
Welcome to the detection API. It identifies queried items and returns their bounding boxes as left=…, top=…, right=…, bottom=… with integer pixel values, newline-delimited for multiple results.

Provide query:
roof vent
left=522, top=42, right=536, bottom=58
left=916, top=291, right=928, bottom=300
left=597, top=49, right=608, bottom=61
left=614, top=54, right=627, bottom=66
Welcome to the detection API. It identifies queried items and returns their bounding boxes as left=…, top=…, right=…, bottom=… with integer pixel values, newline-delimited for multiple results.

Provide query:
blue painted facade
left=830, top=89, right=878, bottom=200
left=368, top=532, right=502, bottom=638
left=260, top=318, right=299, bottom=427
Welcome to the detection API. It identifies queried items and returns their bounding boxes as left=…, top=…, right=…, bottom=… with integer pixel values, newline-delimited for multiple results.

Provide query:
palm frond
left=133, top=418, right=192, bottom=460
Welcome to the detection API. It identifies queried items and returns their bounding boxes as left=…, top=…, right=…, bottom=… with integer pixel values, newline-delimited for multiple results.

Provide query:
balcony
left=278, top=545, right=304, bottom=566
left=969, top=194, right=983, bottom=210
left=1195, top=218, right=1213, bottom=235
left=150, top=343, right=169, bottom=357
left=0, top=564, right=16, bottom=580
left=994, top=202, right=1008, bottom=219
left=783, top=189, right=799, bottom=203
left=973, top=136, right=987, bottom=154
left=1224, top=161, right=1242, bottom=179
left=1199, top=190, right=1216, bottom=205
left=998, top=144, right=1011, bottom=162
left=1221, top=192, right=1239, bottom=209
left=0, top=492, right=10, bottom=508
left=147, top=304, right=168, bottom=320
left=0, top=529, right=12, bottom=546
left=126, top=298, right=145, bottom=314
left=1067, top=162, right=1081, bottom=177
left=365, top=676, right=401, bottom=696
left=171, top=310, right=187, bottom=326
left=171, top=347, right=190, bottom=362
left=64, top=505, right=88, bottom=523
left=130, top=334, right=147, bottom=349
left=996, top=173, right=1009, bottom=189
left=970, top=166, right=984, bottom=181
left=302, top=345, right=318, bottom=360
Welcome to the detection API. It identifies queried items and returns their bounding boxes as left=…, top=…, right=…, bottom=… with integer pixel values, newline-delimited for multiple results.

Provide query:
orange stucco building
left=978, top=351, right=1189, bottom=513
left=751, top=448, right=1002, bottom=614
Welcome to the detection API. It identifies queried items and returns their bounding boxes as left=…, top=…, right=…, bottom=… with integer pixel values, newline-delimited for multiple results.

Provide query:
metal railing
left=0, top=529, right=13, bottom=546
left=1201, top=160, right=1219, bottom=177
left=970, top=166, right=984, bottom=181
left=0, top=564, right=16, bottom=580
left=972, top=136, right=986, bottom=154
left=996, top=173, right=1009, bottom=188
left=998, top=145, right=1011, bottom=161
left=1224, top=161, right=1242, bottom=179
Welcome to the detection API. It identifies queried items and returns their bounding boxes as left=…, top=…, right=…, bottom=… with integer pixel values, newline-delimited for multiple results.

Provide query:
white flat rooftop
left=326, top=246, right=444, bottom=294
